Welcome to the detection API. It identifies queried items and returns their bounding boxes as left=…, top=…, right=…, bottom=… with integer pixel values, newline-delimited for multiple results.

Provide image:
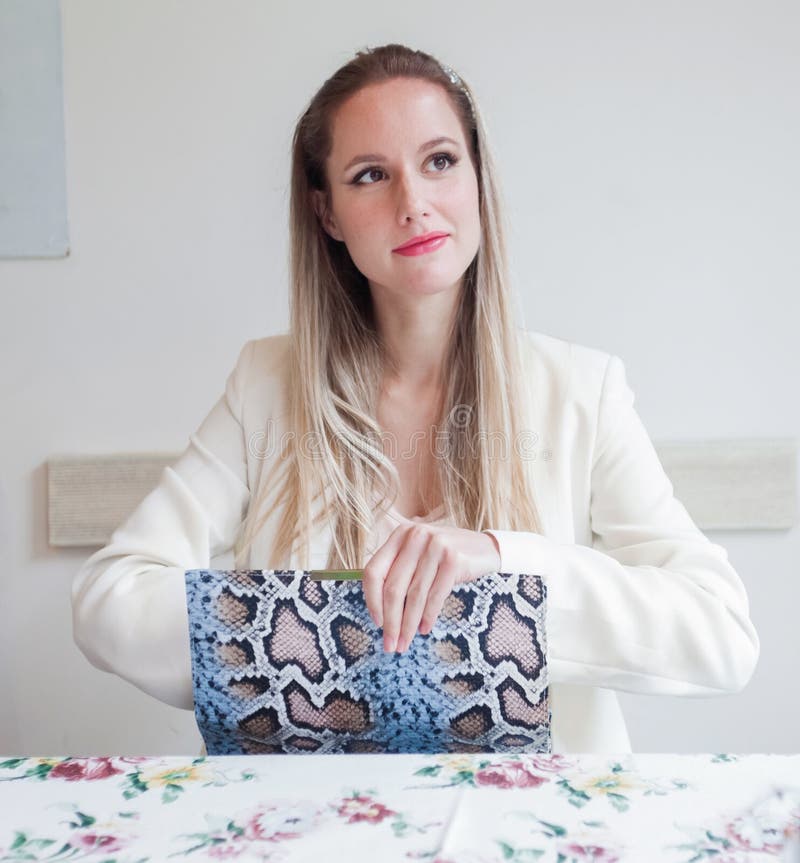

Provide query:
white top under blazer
left=71, top=329, right=760, bottom=753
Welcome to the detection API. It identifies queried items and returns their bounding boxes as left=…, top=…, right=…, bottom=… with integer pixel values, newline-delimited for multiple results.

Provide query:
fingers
left=362, top=522, right=408, bottom=629
left=396, top=535, right=442, bottom=652
left=362, top=522, right=471, bottom=654
left=418, top=547, right=458, bottom=636
left=380, top=525, right=432, bottom=653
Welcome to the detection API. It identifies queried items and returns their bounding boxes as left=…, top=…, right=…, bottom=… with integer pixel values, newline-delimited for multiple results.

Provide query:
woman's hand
left=362, top=517, right=502, bottom=653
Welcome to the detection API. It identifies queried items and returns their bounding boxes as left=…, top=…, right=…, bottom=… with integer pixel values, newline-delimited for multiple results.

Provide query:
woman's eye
left=353, top=167, right=385, bottom=185
left=427, top=152, right=458, bottom=172
left=351, top=153, right=458, bottom=185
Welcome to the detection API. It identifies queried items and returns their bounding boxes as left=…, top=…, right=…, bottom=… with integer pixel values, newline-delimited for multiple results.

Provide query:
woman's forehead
left=328, top=79, right=465, bottom=161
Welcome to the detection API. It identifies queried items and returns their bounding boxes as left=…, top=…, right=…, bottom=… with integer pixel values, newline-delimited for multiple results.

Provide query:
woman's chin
left=371, top=272, right=465, bottom=299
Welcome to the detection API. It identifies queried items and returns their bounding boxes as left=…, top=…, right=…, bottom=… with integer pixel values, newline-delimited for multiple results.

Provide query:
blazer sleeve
left=70, top=340, right=255, bottom=710
left=484, top=353, right=760, bottom=697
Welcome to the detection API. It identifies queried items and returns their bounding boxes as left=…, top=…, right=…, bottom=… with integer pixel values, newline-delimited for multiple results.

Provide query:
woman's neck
left=371, top=282, right=459, bottom=391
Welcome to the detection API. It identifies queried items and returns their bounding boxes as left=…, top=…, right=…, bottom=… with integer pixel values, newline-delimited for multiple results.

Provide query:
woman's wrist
left=480, top=529, right=502, bottom=573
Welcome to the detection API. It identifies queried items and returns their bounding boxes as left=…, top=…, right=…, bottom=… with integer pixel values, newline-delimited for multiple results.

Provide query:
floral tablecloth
left=1, top=753, right=798, bottom=862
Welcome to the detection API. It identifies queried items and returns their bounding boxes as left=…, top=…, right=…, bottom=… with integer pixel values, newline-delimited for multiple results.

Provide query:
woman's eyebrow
left=342, top=136, right=460, bottom=172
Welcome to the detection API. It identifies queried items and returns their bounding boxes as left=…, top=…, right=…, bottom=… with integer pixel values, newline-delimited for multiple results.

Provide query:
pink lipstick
left=392, top=232, right=449, bottom=256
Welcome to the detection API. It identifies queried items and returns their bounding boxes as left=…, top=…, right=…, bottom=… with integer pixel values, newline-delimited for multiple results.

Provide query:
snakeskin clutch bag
left=184, top=568, right=550, bottom=755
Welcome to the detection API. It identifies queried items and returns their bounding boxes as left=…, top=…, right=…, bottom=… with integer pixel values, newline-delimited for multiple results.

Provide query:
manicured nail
left=384, top=636, right=396, bottom=653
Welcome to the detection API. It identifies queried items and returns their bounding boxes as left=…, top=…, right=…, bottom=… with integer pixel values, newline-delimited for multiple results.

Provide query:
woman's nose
left=394, top=172, right=429, bottom=223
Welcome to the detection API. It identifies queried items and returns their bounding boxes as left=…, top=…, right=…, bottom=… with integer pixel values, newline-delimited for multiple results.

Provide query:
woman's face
left=316, top=77, right=481, bottom=300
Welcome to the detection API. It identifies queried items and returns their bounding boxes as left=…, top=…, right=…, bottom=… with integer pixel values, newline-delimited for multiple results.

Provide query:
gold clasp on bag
left=308, top=569, right=364, bottom=581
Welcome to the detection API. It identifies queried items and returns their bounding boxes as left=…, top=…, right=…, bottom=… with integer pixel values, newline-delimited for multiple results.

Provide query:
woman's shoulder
left=246, top=331, right=292, bottom=366
left=517, top=329, right=633, bottom=447
left=232, top=332, right=291, bottom=381
left=517, top=327, right=614, bottom=393
left=226, top=332, right=292, bottom=420
left=235, top=329, right=619, bottom=407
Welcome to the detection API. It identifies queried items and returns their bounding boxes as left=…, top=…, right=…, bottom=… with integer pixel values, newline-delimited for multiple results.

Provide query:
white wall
left=1, top=0, right=797, bottom=755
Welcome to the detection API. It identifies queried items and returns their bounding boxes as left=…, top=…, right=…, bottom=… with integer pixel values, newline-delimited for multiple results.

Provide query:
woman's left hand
left=362, top=518, right=501, bottom=654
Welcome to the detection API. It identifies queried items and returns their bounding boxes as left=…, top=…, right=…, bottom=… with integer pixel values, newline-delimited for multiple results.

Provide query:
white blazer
left=71, top=329, right=759, bottom=753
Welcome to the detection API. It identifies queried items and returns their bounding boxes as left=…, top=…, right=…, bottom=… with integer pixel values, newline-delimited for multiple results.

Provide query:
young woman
left=72, top=44, right=759, bottom=753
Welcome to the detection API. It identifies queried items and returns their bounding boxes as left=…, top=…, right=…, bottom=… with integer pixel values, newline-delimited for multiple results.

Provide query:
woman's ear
left=312, top=189, right=343, bottom=242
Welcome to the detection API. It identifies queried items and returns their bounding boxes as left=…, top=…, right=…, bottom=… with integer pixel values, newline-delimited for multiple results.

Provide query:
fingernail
left=384, top=637, right=396, bottom=653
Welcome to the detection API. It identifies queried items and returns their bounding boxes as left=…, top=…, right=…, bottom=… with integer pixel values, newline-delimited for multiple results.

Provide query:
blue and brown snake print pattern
left=184, top=569, right=551, bottom=754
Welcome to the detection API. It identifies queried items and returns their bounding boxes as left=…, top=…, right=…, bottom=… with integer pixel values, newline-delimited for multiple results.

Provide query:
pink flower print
left=83, top=757, right=126, bottom=780
left=69, top=831, right=126, bottom=854
left=726, top=812, right=785, bottom=854
left=528, top=754, right=575, bottom=773
left=48, top=761, right=87, bottom=781
left=474, top=761, right=549, bottom=789
left=241, top=802, right=319, bottom=841
left=206, top=834, right=249, bottom=859
left=336, top=795, right=397, bottom=824
left=560, top=843, right=619, bottom=861
left=50, top=757, right=124, bottom=781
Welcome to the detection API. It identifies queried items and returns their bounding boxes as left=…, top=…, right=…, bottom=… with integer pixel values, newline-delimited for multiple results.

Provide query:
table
left=1, top=753, right=798, bottom=861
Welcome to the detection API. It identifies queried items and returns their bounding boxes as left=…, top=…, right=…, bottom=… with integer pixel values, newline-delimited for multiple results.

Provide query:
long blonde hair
left=234, top=43, right=544, bottom=570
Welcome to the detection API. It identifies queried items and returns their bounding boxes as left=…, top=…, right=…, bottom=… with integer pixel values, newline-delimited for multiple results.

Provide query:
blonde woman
left=72, top=44, right=759, bottom=753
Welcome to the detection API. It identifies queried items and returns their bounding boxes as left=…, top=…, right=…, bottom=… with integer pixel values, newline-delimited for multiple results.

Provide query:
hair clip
left=439, top=61, right=475, bottom=117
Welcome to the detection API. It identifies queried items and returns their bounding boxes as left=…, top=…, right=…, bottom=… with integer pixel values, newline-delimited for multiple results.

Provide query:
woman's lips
left=393, top=235, right=449, bottom=256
